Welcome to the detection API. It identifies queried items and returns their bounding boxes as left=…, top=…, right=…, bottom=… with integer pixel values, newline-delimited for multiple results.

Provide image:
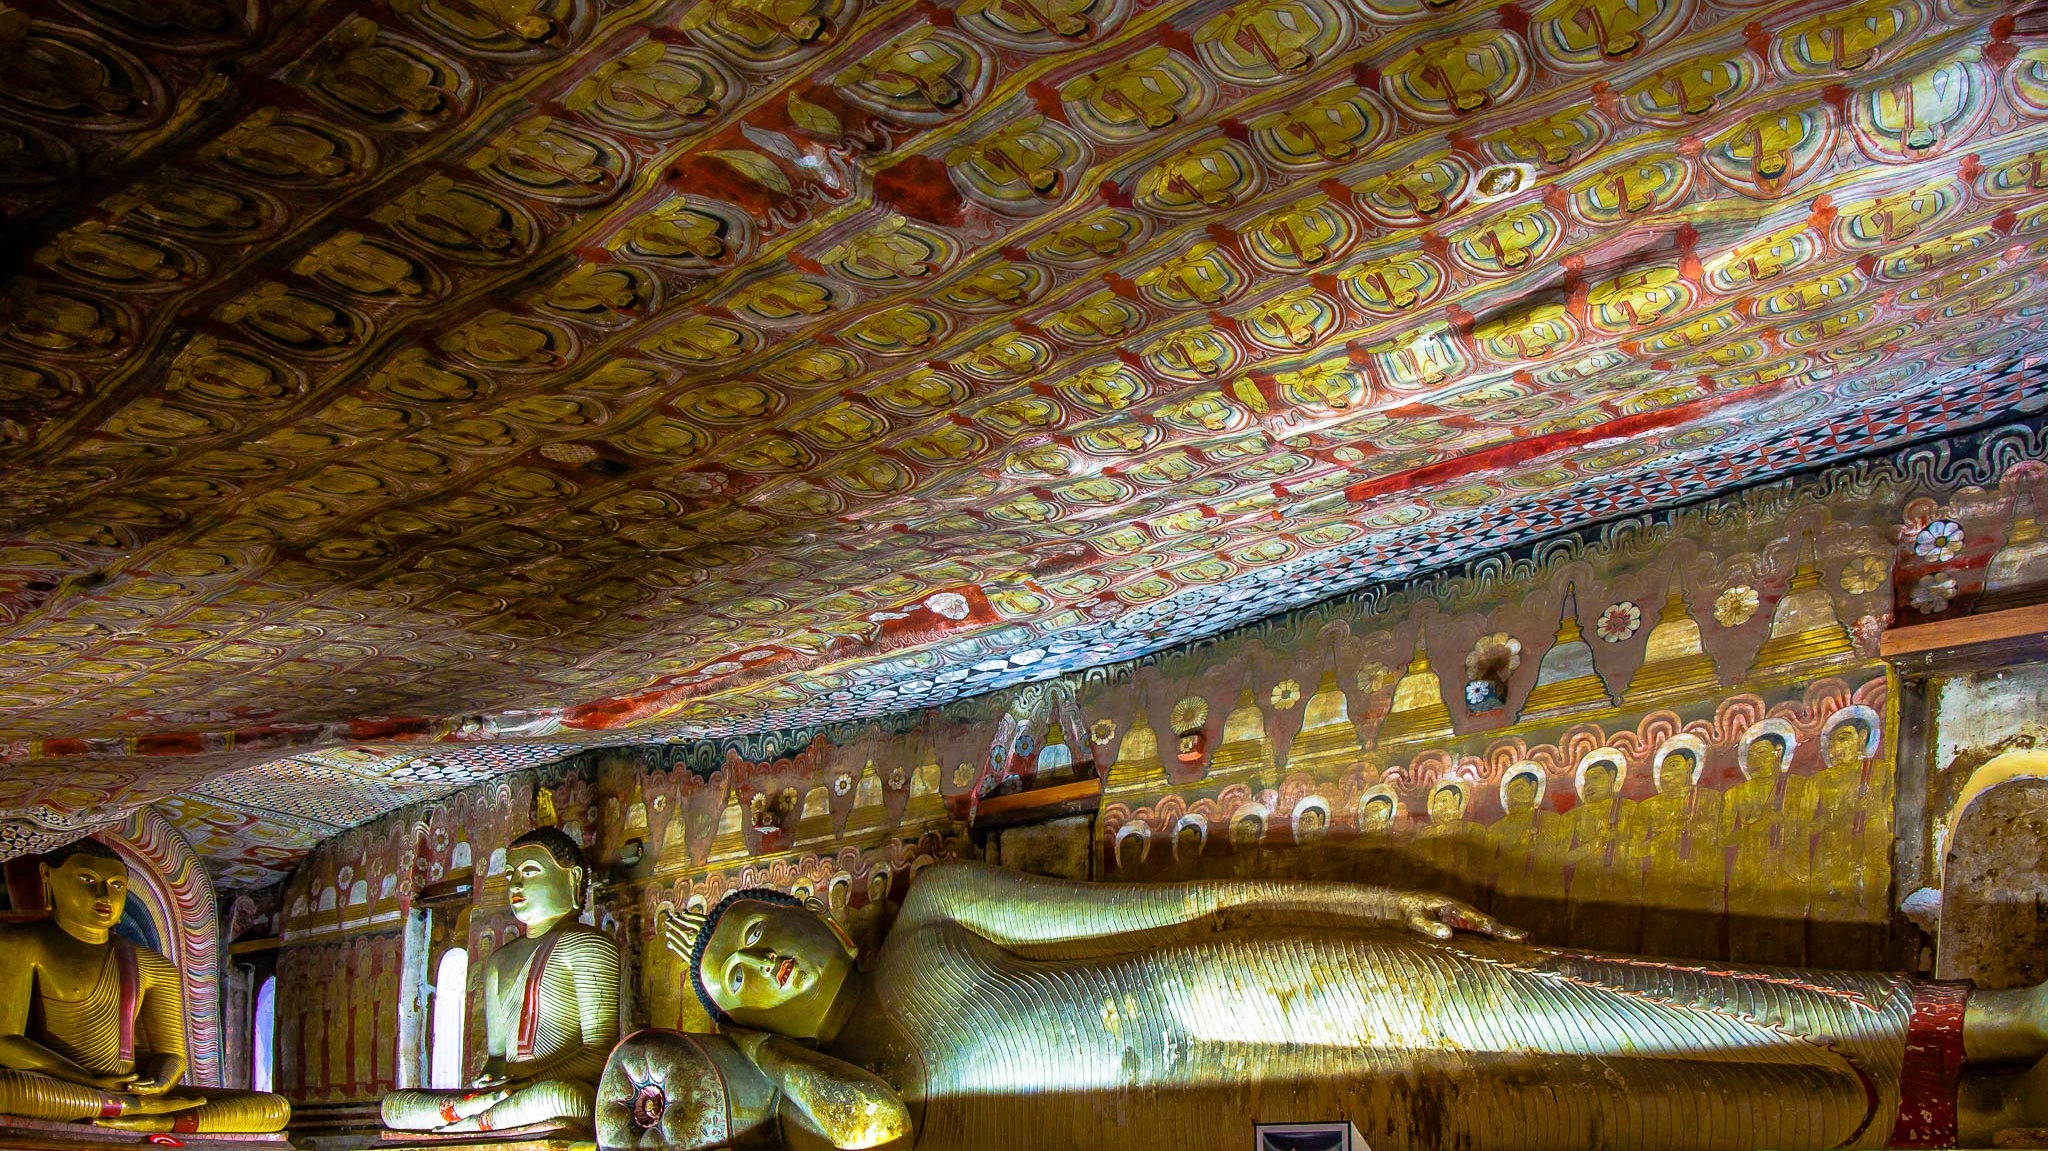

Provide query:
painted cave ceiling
left=1, top=0, right=2045, bottom=885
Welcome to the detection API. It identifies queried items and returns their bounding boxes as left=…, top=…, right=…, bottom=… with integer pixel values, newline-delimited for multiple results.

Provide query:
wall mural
left=259, top=413, right=2048, bottom=1109
left=3, top=0, right=2048, bottom=874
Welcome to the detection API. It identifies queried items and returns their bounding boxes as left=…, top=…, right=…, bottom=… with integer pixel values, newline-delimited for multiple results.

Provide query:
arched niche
left=1937, top=748, right=2048, bottom=988
left=99, top=807, right=225, bottom=1086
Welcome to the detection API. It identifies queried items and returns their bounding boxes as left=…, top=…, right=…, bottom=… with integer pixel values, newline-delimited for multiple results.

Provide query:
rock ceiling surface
left=1, top=0, right=2045, bottom=880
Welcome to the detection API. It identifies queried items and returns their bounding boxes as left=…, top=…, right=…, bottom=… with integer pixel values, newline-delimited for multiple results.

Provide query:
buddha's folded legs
left=383, top=1081, right=594, bottom=1134
left=0, top=1070, right=203, bottom=1124
left=93, top=1089, right=291, bottom=1134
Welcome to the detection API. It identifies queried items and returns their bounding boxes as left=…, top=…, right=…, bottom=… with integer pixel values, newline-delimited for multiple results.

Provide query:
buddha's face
left=1361, top=798, right=1395, bottom=833
left=1826, top=724, right=1867, bottom=770
left=701, top=899, right=856, bottom=1036
left=1429, top=787, right=1466, bottom=822
left=1582, top=763, right=1618, bottom=803
left=1296, top=808, right=1328, bottom=842
left=42, top=851, right=129, bottom=940
left=505, top=844, right=581, bottom=929
left=1503, top=774, right=1538, bottom=814
left=1660, top=753, right=1695, bottom=795
left=1748, top=735, right=1785, bottom=776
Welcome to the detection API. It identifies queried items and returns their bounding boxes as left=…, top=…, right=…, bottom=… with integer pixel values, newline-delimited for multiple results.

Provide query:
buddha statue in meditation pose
left=382, top=829, right=620, bottom=1134
left=0, top=840, right=290, bottom=1133
left=605, top=860, right=2048, bottom=1151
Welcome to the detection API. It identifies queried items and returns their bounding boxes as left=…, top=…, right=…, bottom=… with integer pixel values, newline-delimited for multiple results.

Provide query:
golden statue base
left=0, top=1117, right=292, bottom=1151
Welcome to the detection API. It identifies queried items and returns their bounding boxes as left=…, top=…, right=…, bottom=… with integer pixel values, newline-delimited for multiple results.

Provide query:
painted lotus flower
left=1914, top=519, right=1965, bottom=563
left=1839, top=554, right=1888, bottom=594
left=1091, top=718, right=1118, bottom=746
left=1270, top=679, right=1303, bottom=709
left=1464, top=678, right=1506, bottom=711
left=1714, top=585, right=1760, bottom=627
left=1910, top=573, right=1957, bottom=614
left=1597, top=601, right=1642, bottom=642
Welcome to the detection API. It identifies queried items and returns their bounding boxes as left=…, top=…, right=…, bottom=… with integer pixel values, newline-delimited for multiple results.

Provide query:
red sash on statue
left=98, top=938, right=142, bottom=1120
left=1891, top=981, right=1969, bottom=1149
left=512, top=934, right=560, bottom=1062
left=113, top=936, right=139, bottom=1064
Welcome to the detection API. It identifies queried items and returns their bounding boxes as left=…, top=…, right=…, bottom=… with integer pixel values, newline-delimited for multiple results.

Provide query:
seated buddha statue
left=608, top=860, right=2048, bottom=1151
left=0, top=839, right=290, bottom=1134
left=382, top=829, right=620, bottom=1135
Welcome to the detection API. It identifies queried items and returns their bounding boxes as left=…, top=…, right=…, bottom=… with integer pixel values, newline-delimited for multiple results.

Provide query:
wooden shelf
left=971, top=777, right=1103, bottom=830
left=1882, top=602, right=2048, bottom=672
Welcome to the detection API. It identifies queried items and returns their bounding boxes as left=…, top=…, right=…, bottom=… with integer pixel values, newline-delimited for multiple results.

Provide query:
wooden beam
left=1882, top=602, right=2048, bottom=667
left=972, top=777, right=1103, bottom=830
left=228, top=935, right=281, bottom=955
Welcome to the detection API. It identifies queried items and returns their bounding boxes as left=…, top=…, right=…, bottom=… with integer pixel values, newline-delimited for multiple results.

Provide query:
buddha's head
left=1747, top=733, right=1787, bottom=777
left=1428, top=783, right=1467, bottom=823
left=1658, top=751, right=1697, bottom=796
left=506, top=827, right=586, bottom=931
left=1502, top=770, right=1541, bottom=815
left=1581, top=760, right=1620, bottom=804
left=1825, top=718, right=1871, bottom=771
left=684, top=890, right=858, bottom=1040
left=1360, top=794, right=1396, bottom=834
left=40, top=839, right=128, bottom=943
left=1295, top=805, right=1328, bottom=844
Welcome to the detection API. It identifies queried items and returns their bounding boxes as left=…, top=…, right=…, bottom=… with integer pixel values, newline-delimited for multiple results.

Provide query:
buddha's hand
left=87, top=1072, right=140, bottom=1094
left=128, top=1056, right=184, bottom=1095
left=1394, top=893, right=1528, bottom=942
left=471, top=1058, right=511, bottom=1089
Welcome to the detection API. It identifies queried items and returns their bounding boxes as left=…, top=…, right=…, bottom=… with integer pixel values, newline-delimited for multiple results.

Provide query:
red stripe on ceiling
left=1342, top=384, right=1757, bottom=506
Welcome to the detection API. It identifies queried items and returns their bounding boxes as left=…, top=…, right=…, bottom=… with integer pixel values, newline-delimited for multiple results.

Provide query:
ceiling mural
left=1, top=0, right=2046, bottom=872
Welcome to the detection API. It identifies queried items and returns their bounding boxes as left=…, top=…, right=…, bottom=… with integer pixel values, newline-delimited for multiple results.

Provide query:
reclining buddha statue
left=598, top=860, right=2048, bottom=1151
left=0, top=839, right=290, bottom=1134
left=383, top=828, right=620, bottom=1135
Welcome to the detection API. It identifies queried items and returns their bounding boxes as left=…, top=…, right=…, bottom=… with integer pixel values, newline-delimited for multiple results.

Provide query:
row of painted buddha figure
left=1121, top=706, right=1889, bottom=965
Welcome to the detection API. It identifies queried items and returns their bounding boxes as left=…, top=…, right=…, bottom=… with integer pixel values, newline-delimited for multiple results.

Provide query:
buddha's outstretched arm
left=731, top=1031, right=909, bottom=1150
left=898, top=861, right=1524, bottom=956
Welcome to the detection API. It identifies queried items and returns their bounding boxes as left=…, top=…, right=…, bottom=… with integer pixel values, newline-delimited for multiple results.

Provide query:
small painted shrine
left=4, top=0, right=2048, bottom=1145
